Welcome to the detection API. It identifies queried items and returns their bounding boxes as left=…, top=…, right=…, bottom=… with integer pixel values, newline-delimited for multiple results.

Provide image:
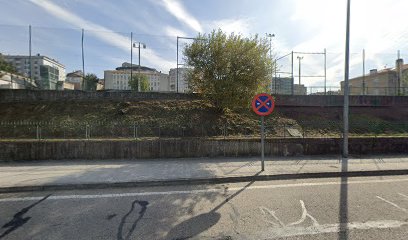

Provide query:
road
left=0, top=176, right=407, bottom=240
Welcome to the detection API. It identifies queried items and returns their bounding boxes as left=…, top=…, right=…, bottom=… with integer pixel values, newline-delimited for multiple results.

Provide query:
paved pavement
left=0, top=155, right=408, bottom=192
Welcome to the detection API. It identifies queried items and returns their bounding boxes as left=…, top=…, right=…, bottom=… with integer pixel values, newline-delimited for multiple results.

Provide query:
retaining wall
left=1, top=137, right=407, bottom=161
left=2, top=89, right=408, bottom=107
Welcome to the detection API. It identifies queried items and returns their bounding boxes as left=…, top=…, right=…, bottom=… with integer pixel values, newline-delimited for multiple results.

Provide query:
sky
left=1, top=0, right=408, bottom=89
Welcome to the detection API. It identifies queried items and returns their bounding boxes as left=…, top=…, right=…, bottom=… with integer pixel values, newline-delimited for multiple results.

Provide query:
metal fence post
left=85, top=124, right=89, bottom=140
left=133, top=122, right=136, bottom=139
left=224, top=123, right=227, bottom=139
left=36, top=124, right=39, bottom=140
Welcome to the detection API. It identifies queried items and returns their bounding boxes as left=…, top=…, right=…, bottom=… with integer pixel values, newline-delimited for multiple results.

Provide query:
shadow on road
left=117, top=200, right=149, bottom=240
left=0, top=194, right=50, bottom=239
left=338, top=157, right=348, bottom=240
left=165, top=171, right=262, bottom=240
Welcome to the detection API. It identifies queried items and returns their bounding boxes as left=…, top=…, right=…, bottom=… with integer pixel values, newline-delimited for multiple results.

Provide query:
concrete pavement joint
left=0, top=169, right=407, bottom=194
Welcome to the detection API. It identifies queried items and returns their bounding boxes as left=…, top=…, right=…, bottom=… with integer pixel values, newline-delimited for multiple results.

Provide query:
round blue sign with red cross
left=252, top=93, right=275, bottom=116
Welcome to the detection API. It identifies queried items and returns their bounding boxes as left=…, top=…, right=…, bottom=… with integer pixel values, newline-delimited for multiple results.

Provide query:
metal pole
left=343, top=0, right=351, bottom=158
left=81, top=29, right=85, bottom=90
left=268, top=34, right=273, bottom=93
left=324, top=48, right=327, bottom=95
left=130, top=32, right=133, bottom=83
left=274, top=60, right=277, bottom=94
left=291, top=51, right=294, bottom=95
left=176, top=36, right=179, bottom=93
left=138, top=42, right=141, bottom=92
left=29, top=25, right=32, bottom=87
left=261, top=116, right=265, bottom=171
left=133, top=122, right=136, bottom=139
left=398, top=50, right=401, bottom=95
left=362, top=49, right=365, bottom=95
left=298, top=57, right=303, bottom=85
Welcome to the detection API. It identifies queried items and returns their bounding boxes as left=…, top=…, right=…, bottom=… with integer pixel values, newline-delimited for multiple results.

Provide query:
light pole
left=132, top=41, right=146, bottom=91
left=297, top=56, right=303, bottom=85
left=266, top=33, right=275, bottom=93
left=343, top=0, right=351, bottom=158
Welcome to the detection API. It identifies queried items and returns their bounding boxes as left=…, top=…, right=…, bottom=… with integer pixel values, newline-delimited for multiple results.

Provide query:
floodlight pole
left=343, top=0, right=351, bottom=158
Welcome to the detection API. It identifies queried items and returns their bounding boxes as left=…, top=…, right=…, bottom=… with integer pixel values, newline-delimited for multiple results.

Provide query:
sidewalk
left=1, top=155, right=408, bottom=193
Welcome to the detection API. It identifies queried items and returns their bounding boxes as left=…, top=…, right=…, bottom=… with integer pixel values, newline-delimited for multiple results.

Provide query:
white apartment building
left=104, top=63, right=169, bottom=91
left=4, top=54, right=65, bottom=90
left=66, top=70, right=83, bottom=90
left=169, top=68, right=190, bottom=93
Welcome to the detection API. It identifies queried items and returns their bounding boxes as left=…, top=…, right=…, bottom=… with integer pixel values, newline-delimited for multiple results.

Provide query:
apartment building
left=4, top=54, right=65, bottom=90
left=104, top=63, right=168, bottom=91
left=66, top=70, right=83, bottom=90
left=340, top=59, right=408, bottom=96
left=168, top=68, right=189, bottom=92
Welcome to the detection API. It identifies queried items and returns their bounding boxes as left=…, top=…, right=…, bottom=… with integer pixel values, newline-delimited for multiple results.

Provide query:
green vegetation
left=83, top=73, right=99, bottom=91
left=0, top=53, right=17, bottom=77
left=129, top=73, right=149, bottom=92
left=0, top=100, right=407, bottom=139
left=184, top=29, right=273, bottom=110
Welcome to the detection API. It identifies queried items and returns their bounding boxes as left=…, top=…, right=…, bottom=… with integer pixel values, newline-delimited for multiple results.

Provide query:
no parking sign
left=252, top=93, right=275, bottom=116
left=252, top=93, right=275, bottom=171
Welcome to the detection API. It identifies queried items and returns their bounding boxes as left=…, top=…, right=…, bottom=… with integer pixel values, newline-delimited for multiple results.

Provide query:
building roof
left=66, top=70, right=84, bottom=78
left=4, top=54, right=65, bottom=68
left=116, top=62, right=157, bottom=72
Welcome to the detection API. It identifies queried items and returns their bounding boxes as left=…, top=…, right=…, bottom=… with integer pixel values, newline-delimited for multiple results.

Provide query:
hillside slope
left=0, top=100, right=407, bottom=138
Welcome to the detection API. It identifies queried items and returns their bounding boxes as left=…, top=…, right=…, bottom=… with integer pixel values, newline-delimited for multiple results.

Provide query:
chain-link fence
left=1, top=120, right=407, bottom=140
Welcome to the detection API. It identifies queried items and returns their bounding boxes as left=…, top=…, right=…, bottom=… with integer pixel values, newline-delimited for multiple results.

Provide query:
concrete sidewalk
left=1, top=155, right=408, bottom=192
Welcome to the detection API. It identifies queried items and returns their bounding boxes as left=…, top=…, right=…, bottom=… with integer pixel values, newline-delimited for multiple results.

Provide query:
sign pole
left=252, top=93, right=275, bottom=172
left=261, top=115, right=265, bottom=171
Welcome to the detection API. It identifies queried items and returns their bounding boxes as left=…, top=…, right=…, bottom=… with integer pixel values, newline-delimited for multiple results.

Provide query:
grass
left=0, top=100, right=408, bottom=139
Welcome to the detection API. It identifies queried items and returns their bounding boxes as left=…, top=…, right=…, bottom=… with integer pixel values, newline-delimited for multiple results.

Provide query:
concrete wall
left=2, top=90, right=408, bottom=107
left=1, top=137, right=407, bottom=161
left=274, top=95, right=408, bottom=107
left=0, top=90, right=196, bottom=102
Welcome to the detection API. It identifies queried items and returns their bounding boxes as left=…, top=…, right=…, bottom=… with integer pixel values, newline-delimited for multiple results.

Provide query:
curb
left=1, top=169, right=408, bottom=193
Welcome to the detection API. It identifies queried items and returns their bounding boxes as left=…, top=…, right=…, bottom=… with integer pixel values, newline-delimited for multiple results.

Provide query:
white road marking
left=260, top=200, right=319, bottom=228
left=260, top=206, right=285, bottom=227
left=259, top=220, right=408, bottom=239
left=398, top=193, right=408, bottom=200
left=287, top=200, right=319, bottom=227
left=376, top=196, right=408, bottom=214
left=1, top=178, right=408, bottom=203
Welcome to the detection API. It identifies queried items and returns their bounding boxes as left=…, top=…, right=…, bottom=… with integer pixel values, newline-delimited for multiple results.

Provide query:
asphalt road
left=0, top=176, right=407, bottom=240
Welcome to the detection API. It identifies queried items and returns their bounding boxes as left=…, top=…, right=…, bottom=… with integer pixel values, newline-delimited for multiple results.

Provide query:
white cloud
left=29, top=0, right=174, bottom=72
left=164, top=26, right=188, bottom=37
left=159, top=0, right=203, bottom=33
left=205, top=18, right=252, bottom=36
left=286, top=0, right=408, bottom=86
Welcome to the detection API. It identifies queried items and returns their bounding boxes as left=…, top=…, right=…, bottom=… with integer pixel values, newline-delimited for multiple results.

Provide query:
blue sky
left=1, top=0, right=408, bottom=88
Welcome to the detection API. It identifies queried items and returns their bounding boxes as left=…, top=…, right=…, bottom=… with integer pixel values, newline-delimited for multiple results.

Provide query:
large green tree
left=128, top=73, right=149, bottom=92
left=184, top=29, right=273, bottom=110
left=0, top=54, right=17, bottom=77
left=83, top=73, right=99, bottom=91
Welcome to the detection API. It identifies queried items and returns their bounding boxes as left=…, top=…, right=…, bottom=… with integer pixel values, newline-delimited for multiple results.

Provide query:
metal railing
left=1, top=120, right=407, bottom=140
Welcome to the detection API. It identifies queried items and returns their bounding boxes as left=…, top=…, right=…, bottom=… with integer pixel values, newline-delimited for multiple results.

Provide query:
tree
left=184, top=29, right=273, bottom=110
left=128, top=73, right=149, bottom=92
left=0, top=54, right=17, bottom=77
left=83, top=73, right=99, bottom=91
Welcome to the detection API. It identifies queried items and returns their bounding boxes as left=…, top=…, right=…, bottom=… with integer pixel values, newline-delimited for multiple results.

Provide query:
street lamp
left=131, top=42, right=146, bottom=91
left=297, top=56, right=304, bottom=85
left=266, top=33, right=275, bottom=93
